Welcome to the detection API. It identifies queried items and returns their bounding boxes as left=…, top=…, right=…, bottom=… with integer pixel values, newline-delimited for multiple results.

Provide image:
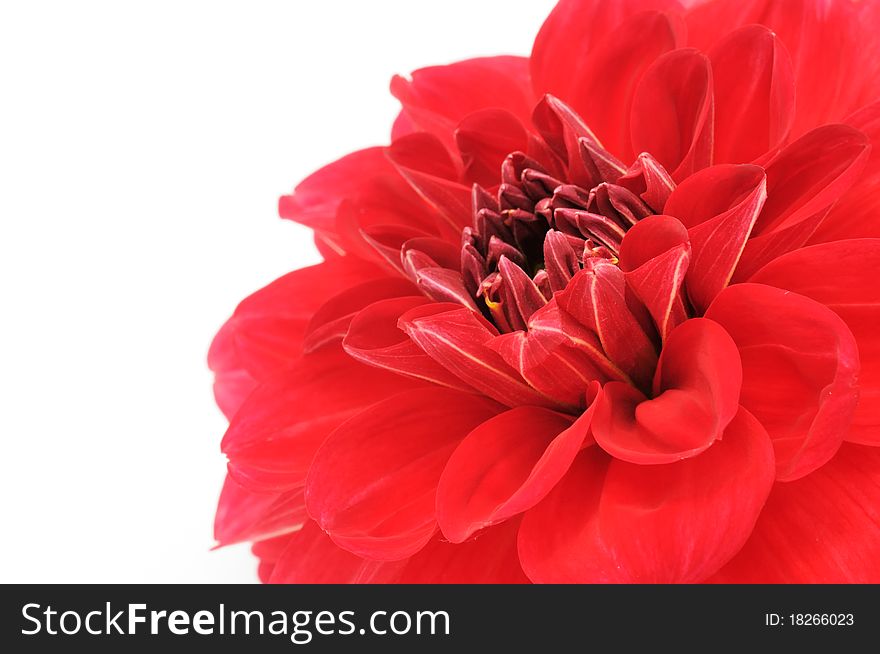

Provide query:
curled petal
left=665, top=164, right=767, bottom=312
left=413, top=267, right=479, bottom=310
left=617, top=152, right=676, bottom=213
left=531, top=94, right=602, bottom=187
left=541, top=9, right=685, bottom=159
left=579, top=138, right=628, bottom=186
left=618, top=214, right=691, bottom=341
left=753, top=124, right=870, bottom=237
left=305, top=387, right=502, bottom=560
left=401, top=236, right=461, bottom=275
left=495, top=255, right=549, bottom=325
left=631, top=48, right=714, bottom=182
left=531, top=0, right=683, bottom=105
left=592, top=318, right=741, bottom=464
left=750, top=239, right=880, bottom=445
left=518, top=408, right=775, bottom=583
left=543, top=230, right=580, bottom=293
left=706, top=283, right=860, bottom=481
left=709, top=25, right=795, bottom=163
left=557, top=261, right=658, bottom=391
left=686, top=0, right=880, bottom=136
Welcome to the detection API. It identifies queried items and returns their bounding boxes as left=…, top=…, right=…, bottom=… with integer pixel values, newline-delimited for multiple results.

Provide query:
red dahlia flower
left=210, top=0, right=880, bottom=583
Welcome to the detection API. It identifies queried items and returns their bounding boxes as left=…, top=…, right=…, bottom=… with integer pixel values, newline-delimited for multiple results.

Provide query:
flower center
left=461, top=151, right=665, bottom=333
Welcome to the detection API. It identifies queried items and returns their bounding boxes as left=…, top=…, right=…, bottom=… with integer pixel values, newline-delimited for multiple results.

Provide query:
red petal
left=455, top=109, right=530, bottom=187
left=221, top=347, right=422, bottom=492
left=391, top=109, right=417, bottom=141
left=617, top=152, right=676, bottom=213
left=390, top=56, right=534, bottom=152
left=279, top=148, right=432, bottom=243
left=513, top=298, right=632, bottom=389
left=269, top=521, right=405, bottom=583
left=706, top=283, right=860, bottom=481
left=519, top=407, right=775, bottom=583
left=214, top=475, right=306, bottom=547
left=208, top=258, right=384, bottom=417
left=207, top=320, right=258, bottom=420
left=387, top=133, right=472, bottom=238
left=490, top=326, right=603, bottom=409
left=437, top=396, right=599, bottom=543
left=305, top=388, right=502, bottom=560
left=495, top=255, right=548, bottom=326
left=731, top=209, right=828, bottom=285
left=359, top=224, right=431, bottom=275
left=531, top=1, right=684, bottom=157
left=579, top=139, right=630, bottom=186
left=543, top=230, right=580, bottom=293
left=708, top=25, right=794, bottom=163
left=336, top=196, right=437, bottom=265
left=278, top=147, right=385, bottom=233
left=399, top=519, right=529, bottom=583
left=710, top=443, right=880, bottom=583
left=618, top=214, right=691, bottom=340
left=812, top=102, right=880, bottom=243
left=252, top=533, right=296, bottom=583
left=752, top=124, right=870, bottom=238
left=592, top=318, right=741, bottom=464
left=412, top=267, right=479, bottom=310
left=399, top=303, right=560, bottom=409
left=402, top=238, right=476, bottom=310
left=631, top=48, right=714, bottom=182
left=664, top=164, right=767, bottom=313
left=685, top=0, right=880, bottom=136
left=573, top=11, right=686, bottom=160
left=313, top=232, right=346, bottom=260
left=303, top=277, right=418, bottom=353
left=556, top=261, right=658, bottom=390
left=401, top=236, right=460, bottom=273
left=386, top=129, right=460, bottom=180
left=343, top=296, right=476, bottom=391
left=750, top=239, right=880, bottom=445
left=532, top=95, right=605, bottom=187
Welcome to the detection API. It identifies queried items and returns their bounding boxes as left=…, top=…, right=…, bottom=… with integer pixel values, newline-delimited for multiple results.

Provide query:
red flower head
left=210, top=0, right=880, bottom=583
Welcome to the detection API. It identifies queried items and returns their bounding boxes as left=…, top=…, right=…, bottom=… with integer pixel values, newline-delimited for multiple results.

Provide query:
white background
left=0, top=0, right=557, bottom=582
